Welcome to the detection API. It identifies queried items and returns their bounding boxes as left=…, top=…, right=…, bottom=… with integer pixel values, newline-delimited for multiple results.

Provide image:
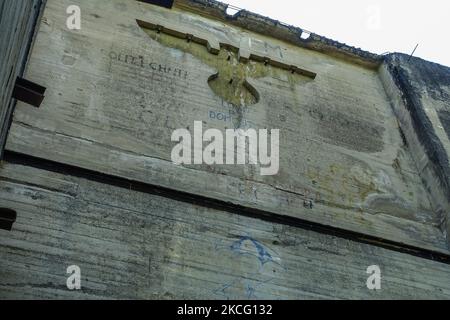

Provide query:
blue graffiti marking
left=212, top=234, right=287, bottom=299
left=230, top=236, right=276, bottom=266
left=215, top=234, right=285, bottom=270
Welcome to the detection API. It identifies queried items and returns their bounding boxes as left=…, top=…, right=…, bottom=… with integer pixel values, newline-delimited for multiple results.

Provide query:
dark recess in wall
left=0, top=208, right=17, bottom=231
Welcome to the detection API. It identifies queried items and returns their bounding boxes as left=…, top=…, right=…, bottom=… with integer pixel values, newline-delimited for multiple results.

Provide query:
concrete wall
left=0, top=0, right=46, bottom=157
left=0, top=0, right=449, bottom=299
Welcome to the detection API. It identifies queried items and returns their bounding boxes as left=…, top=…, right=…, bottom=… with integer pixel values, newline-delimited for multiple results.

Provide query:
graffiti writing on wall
left=108, top=50, right=189, bottom=80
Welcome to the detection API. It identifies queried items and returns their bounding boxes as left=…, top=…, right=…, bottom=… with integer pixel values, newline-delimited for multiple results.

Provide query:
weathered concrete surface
left=5, top=0, right=447, bottom=253
left=379, top=54, right=450, bottom=244
left=0, top=0, right=46, bottom=157
left=1, top=0, right=450, bottom=300
left=0, top=162, right=450, bottom=300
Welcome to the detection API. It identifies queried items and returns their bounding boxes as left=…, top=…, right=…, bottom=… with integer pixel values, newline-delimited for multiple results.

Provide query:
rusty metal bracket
left=12, top=77, right=46, bottom=108
left=0, top=208, right=17, bottom=231
left=137, top=0, right=174, bottom=9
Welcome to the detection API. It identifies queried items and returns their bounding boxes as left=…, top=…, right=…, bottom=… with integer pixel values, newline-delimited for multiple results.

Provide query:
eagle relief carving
left=136, top=19, right=316, bottom=109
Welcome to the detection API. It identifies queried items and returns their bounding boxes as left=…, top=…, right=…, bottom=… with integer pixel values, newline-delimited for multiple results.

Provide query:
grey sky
left=225, top=0, right=450, bottom=67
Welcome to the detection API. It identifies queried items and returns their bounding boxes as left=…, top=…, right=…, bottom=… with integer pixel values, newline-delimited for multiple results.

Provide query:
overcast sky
left=225, top=0, right=450, bottom=67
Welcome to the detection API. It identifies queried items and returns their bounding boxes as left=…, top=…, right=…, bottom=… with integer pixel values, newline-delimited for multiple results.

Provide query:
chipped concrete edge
left=175, top=0, right=383, bottom=69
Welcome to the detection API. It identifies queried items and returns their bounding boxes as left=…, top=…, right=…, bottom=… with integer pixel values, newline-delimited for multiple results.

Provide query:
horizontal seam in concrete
left=3, top=150, right=450, bottom=265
